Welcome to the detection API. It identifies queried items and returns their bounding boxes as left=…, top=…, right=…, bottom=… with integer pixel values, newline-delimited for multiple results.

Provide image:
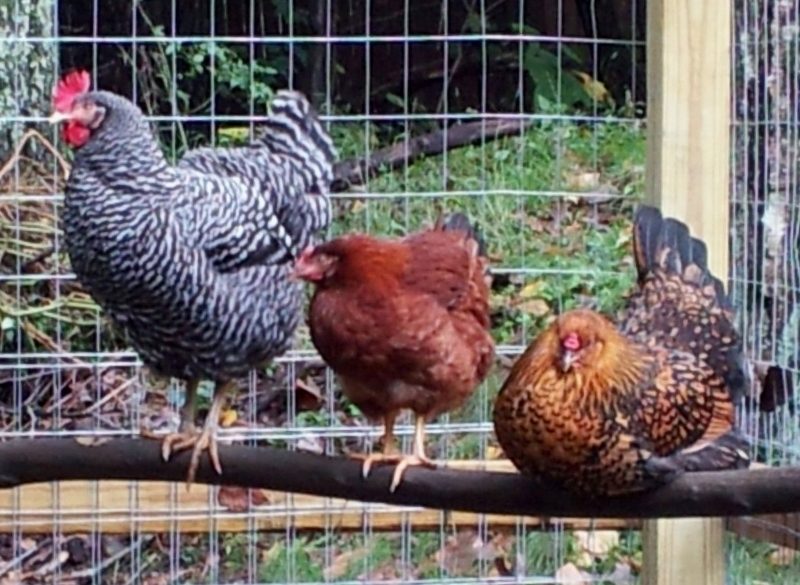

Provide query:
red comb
left=562, top=332, right=581, bottom=351
left=53, top=70, right=91, bottom=112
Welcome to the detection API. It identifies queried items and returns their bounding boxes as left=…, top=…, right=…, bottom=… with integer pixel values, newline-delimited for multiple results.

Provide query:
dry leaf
left=573, top=71, right=612, bottom=103
left=486, top=445, right=505, bottom=460
left=217, top=486, right=269, bottom=512
left=769, top=545, right=798, bottom=566
left=74, top=436, right=112, bottom=447
left=219, top=409, right=238, bottom=428
left=575, top=529, right=619, bottom=559
left=297, top=432, right=324, bottom=454
left=295, top=377, right=324, bottom=411
left=567, top=171, right=601, bottom=192
left=518, top=280, right=545, bottom=299
left=323, top=548, right=368, bottom=581
left=350, top=200, right=366, bottom=214
left=434, top=530, right=500, bottom=575
left=555, top=562, right=588, bottom=584
left=516, top=299, right=550, bottom=317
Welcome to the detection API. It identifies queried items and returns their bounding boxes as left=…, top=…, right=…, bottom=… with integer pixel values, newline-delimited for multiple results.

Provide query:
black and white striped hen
left=49, top=70, right=336, bottom=485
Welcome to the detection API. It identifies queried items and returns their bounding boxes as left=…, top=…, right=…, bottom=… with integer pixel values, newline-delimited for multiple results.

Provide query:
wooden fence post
left=642, top=1, right=732, bottom=584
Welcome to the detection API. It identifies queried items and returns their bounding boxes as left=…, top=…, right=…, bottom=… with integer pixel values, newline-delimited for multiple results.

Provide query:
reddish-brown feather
left=305, top=216, right=494, bottom=422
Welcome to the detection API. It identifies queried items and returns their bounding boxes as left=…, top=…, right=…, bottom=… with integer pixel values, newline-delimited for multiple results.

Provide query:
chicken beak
left=560, top=350, right=578, bottom=372
left=291, top=247, right=317, bottom=282
left=47, top=111, right=72, bottom=124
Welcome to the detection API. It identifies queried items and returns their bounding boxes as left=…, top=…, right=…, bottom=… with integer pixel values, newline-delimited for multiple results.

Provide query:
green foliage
left=173, top=43, right=279, bottom=110
left=515, top=25, right=596, bottom=112
left=259, top=537, right=325, bottom=582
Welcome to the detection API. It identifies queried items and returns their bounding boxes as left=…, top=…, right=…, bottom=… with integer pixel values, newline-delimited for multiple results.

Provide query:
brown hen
left=493, top=205, right=750, bottom=497
left=294, top=213, right=495, bottom=492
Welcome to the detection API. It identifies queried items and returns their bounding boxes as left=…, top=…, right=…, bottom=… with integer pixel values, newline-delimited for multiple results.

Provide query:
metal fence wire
left=0, top=0, right=797, bottom=583
left=727, top=1, right=800, bottom=581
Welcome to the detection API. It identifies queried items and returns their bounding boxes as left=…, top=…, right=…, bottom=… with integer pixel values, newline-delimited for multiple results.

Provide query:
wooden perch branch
left=331, top=117, right=530, bottom=192
left=0, top=438, right=798, bottom=519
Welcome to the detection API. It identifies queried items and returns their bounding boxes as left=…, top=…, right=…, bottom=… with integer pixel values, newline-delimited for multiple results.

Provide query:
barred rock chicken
left=49, top=70, right=336, bottom=485
left=493, top=205, right=750, bottom=497
left=294, top=214, right=495, bottom=492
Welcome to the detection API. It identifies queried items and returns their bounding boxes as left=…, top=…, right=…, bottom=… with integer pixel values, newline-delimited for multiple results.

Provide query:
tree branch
left=0, top=438, right=798, bottom=519
left=331, top=117, right=530, bottom=192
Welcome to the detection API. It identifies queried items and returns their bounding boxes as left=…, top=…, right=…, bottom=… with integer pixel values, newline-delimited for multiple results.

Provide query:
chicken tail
left=749, top=364, right=795, bottom=414
left=256, top=90, right=338, bottom=196
left=629, top=204, right=748, bottom=402
left=632, top=205, right=729, bottom=309
left=673, top=429, right=751, bottom=472
left=438, top=212, right=488, bottom=258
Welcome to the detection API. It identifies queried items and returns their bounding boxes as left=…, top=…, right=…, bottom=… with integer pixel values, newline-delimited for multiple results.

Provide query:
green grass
left=5, top=109, right=783, bottom=584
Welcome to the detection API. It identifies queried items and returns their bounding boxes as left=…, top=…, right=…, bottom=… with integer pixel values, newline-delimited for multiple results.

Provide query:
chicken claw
left=350, top=450, right=401, bottom=479
left=159, top=426, right=198, bottom=463
left=352, top=412, right=439, bottom=492
left=389, top=453, right=438, bottom=492
left=186, top=424, right=222, bottom=486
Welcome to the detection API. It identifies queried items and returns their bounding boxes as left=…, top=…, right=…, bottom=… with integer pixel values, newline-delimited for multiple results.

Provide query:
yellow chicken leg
left=349, top=411, right=401, bottom=478
left=143, top=380, right=233, bottom=489
left=149, top=379, right=201, bottom=462
left=184, top=384, right=231, bottom=487
left=141, top=379, right=200, bottom=458
left=351, top=412, right=438, bottom=492
left=388, top=414, right=437, bottom=492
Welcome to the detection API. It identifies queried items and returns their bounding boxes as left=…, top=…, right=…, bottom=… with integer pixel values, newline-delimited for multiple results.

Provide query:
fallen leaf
left=573, top=71, right=612, bottom=104
left=555, top=562, right=588, bottom=584
left=516, top=299, right=550, bottom=317
left=219, top=409, right=238, bottom=428
left=217, top=486, right=269, bottom=512
left=297, top=432, right=324, bottom=454
left=567, top=171, right=602, bottom=192
left=323, top=548, right=368, bottom=581
left=74, top=436, right=112, bottom=447
left=296, top=377, right=324, bottom=411
left=486, top=445, right=505, bottom=459
left=769, top=545, right=798, bottom=566
left=217, top=126, right=249, bottom=142
left=575, top=529, right=619, bottom=558
left=433, top=529, right=500, bottom=575
left=518, top=280, right=545, bottom=299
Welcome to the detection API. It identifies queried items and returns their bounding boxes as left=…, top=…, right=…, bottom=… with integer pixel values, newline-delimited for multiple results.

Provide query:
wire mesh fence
left=0, top=0, right=797, bottom=583
left=727, top=0, right=800, bottom=579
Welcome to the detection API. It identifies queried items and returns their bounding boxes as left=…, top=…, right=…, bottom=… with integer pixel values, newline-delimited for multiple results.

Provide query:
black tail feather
left=633, top=204, right=731, bottom=310
left=757, top=365, right=795, bottom=413
left=440, top=212, right=488, bottom=257
left=674, top=430, right=751, bottom=472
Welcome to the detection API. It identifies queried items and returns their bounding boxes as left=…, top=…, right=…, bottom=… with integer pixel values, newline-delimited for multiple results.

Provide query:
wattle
left=63, top=121, right=90, bottom=147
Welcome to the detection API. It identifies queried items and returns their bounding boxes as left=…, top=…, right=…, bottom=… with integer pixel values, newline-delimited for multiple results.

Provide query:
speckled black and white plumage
left=62, top=90, right=336, bottom=382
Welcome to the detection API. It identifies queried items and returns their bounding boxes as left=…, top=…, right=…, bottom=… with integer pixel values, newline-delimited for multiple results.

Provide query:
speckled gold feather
left=493, top=206, right=750, bottom=497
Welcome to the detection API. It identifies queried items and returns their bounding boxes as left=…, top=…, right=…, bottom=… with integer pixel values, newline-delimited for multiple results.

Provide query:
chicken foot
left=144, top=380, right=233, bottom=489
left=154, top=379, right=200, bottom=462
left=352, top=412, right=438, bottom=492
left=349, top=411, right=400, bottom=479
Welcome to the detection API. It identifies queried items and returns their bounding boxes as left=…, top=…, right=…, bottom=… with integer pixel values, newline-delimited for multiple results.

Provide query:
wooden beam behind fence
left=644, top=1, right=732, bottom=585
left=0, top=459, right=637, bottom=534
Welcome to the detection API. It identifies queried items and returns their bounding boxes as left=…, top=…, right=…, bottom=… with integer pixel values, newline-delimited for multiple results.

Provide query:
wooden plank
left=643, top=1, right=731, bottom=584
left=0, top=459, right=640, bottom=534
left=642, top=519, right=725, bottom=585
left=645, top=0, right=732, bottom=278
